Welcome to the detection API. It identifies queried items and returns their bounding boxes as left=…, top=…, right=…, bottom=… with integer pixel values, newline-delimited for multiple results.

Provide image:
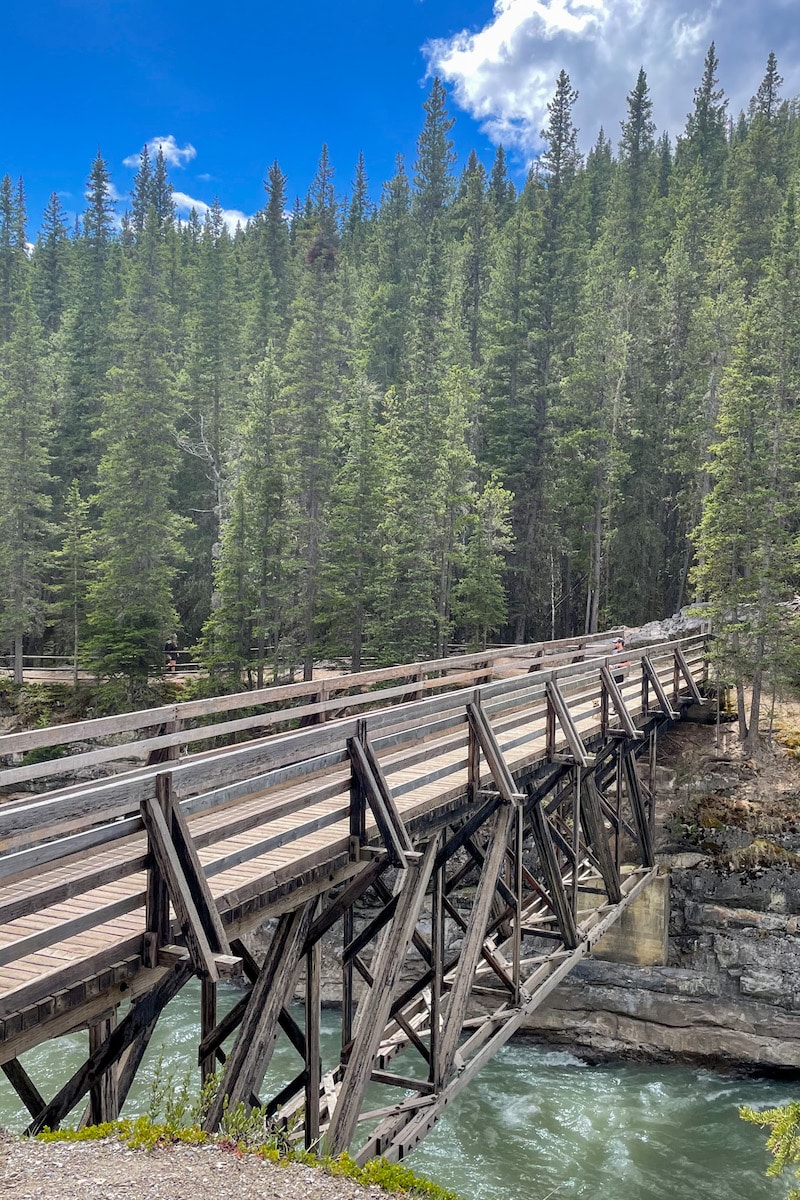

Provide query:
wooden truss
left=4, top=647, right=701, bottom=1149
left=188, top=688, right=665, bottom=1162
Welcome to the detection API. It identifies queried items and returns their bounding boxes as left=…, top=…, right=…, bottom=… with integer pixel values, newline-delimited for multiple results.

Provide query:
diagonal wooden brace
left=203, top=900, right=318, bottom=1131
left=466, top=703, right=525, bottom=806
left=325, top=841, right=438, bottom=1154
left=545, top=681, right=593, bottom=768
left=141, top=772, right=232, bottom=981
left=641, top=657, right=679, bottom=720
left=621, top=748, right=654, bottom=867
left=580, top=775, right=622, bottom=904
left=674, top=645, right=704, bottom=704
left=348, top=730, right=414, bottom=868
left=600, top=666, right=643, bottom=739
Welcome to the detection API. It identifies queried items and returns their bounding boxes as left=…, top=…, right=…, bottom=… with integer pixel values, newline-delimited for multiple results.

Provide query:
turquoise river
left=0, top=983, right=793, bottom=1199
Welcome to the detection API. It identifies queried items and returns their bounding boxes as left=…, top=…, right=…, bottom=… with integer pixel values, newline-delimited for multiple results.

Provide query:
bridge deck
left=0, top=635, right=704, bottom=1054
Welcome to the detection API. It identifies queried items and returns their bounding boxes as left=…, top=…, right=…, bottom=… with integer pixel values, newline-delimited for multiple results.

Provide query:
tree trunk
left=745, top=649, right=764, bottom=756
left=14, top=633, right=23, bottom=685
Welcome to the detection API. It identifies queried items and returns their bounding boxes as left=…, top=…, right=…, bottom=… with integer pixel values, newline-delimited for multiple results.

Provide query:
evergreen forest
left=1, top=46, right=799, bottom=725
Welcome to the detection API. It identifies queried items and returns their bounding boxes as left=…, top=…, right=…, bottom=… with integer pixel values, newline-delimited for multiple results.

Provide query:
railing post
left=349, top=719, right=368, bottom=860
left=143, top=773, right=171, bottom=968
left=467, top=689, right=481, bottom=804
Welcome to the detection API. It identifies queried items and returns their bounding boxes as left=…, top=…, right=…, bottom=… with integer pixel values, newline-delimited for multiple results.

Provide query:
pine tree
left=487, top=145, right=515, bottom=224
left=0, top=289, right=52, bottom=682
left=49, top=479, right=92, bottom=685
left=615, top=68, right=656, bottom=271
left=32, top=192, right=71, bottom=335
left=130, top=144, right=153, bottom=234
left=413, top=78, right=456, bottom=228
left=318, top=376, right=383, bottom=668
left=0, top=175, right=28, bottom=343
left=86, top=219, right=184, bottom=701
left=451, top=478, right=514, bottom=647
left=693, top=194, right=800, bottom=751
left=677, top=42, right=728, bottom=193
left=359, top=157, right=414, bottom=391
left=282, top=146, right=348, bottom=678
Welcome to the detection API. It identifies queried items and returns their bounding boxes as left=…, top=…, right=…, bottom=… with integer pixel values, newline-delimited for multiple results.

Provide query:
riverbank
left=521, top=705, right=800, bottom=1071
left=0, top=1132, right=389, bottom=1200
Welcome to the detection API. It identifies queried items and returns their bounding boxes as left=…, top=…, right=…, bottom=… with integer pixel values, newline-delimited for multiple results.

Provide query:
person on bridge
left=612, top=637, right=627, bottom=684
left=164, top=635, right=178, bottom=672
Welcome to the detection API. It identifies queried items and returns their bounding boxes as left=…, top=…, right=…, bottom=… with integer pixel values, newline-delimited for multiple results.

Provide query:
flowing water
left=0, top=983, right=791, bottom=1199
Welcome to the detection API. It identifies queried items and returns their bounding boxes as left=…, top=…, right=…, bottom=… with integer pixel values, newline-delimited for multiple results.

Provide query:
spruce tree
left=86, top=219, right=184, bottom=701
left=413, top=78, right=456, bottom=229
left=0, top=289, right=52, bottom=682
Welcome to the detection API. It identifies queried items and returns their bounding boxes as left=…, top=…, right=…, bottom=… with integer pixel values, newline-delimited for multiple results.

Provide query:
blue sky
left=3, top=1, right=800, bottom=235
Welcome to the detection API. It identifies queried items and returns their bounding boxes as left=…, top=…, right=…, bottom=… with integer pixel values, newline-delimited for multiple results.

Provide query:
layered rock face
left=522, top=861, right=800, bottom=1071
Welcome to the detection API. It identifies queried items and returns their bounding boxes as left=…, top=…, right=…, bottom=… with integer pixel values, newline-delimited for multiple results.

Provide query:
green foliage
left=5, top=57, right=800, bottom=711
left=741, top=1101, right=800, bottom=1198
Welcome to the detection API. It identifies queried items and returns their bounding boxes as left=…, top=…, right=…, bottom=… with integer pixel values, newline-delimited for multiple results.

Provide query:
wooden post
left=326, top=841, right=437, bottom=1154
left=513, top=805, right=523, bottom=1004
left=429, top=831, right=445, bottom=1090
left=305, top=939, right=321, bottom=1149
left=648, top=726, right=658, bottom=842
left=88, top=1009, right=119, bottom=1124
left=143, top=774, right=171, bottom=967
left=200, top=980, right=217, bottom=1086
left=203, top=901, right=316, bottom=1132
left=572, top=767, right=581, bottom=923
left=349, top=718, right=368, bottom=860
left=467, top=690, right=481, bottom=804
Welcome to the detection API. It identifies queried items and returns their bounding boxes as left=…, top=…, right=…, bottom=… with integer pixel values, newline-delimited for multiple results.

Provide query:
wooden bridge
left=0, top=629, right=707, bottom=1160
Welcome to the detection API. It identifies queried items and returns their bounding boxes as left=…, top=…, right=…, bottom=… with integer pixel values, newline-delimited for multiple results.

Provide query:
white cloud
left=172, top=191, right=250, bottom=233
left=123, top=135, right=197, bottom=169
left=425, top=1, right=800, bottom=157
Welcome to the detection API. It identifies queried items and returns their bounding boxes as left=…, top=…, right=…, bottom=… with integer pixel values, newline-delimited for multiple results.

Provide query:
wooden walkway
left=0, top=630, right=707, bottom=1153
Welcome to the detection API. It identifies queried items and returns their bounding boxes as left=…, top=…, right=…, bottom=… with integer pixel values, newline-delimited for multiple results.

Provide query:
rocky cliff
left=522, top=719, right=800, bottom=1072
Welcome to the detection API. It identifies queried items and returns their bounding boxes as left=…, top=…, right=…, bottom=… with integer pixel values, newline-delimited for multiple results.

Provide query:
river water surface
left=0, top=983, right=791, bottom=1199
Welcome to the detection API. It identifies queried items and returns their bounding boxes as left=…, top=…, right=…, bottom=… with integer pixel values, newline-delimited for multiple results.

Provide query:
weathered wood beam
left=140, top=784, right=220, bottom=981
left=642, top=656, right=678, bottom=720
left=348, top=732, right=412, bottom=867
left=675, top=645, right=704, bottom=704
left=1, top=1058, right=46, bottom=1119
left=466, top=703, right=525, bottom=806
left=325, top=840, right=437, bottom=1155
left=436, top=804, right=516, bottom=1083
left=27, top=960, right=193, bottom=1134
left=580, top=774, right=622, bottom=905
left=528, top=796, right=579, bottom=949
left=622, top=748, right=654, bottom=867
left=545, top=681, right=592, bottom=768
left=203, top=900, right=316, bottom=1131
left=88, top=1010, right=119, bottom=1124
left=599, top=666, right=642, bottom=739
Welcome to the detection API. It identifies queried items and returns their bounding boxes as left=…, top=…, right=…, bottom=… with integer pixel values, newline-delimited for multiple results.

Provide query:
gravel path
left=0, top=1135, right=389, bottom=1200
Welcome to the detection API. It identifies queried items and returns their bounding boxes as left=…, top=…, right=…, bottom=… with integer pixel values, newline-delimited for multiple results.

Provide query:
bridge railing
left=0, top=629, right=624, bottom=793
left=0, top=635, right=706, bottom=1011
